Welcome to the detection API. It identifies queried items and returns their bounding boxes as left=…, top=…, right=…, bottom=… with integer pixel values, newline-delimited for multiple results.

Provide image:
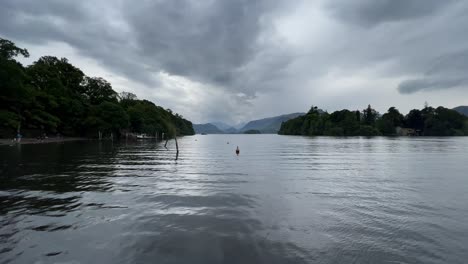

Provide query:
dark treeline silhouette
left=0, top=38, right=194, bottom=139
left=279, top=104, right=468, bottom=136
left=243, top=129, right=261, bottom=134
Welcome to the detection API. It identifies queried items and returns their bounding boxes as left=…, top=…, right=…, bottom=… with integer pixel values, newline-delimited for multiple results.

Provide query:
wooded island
left=279, top=105, right=468, bottom=136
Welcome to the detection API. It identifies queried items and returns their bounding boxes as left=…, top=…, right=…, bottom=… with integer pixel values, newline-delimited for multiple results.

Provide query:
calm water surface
left=1, top=135, right=468, bottom=263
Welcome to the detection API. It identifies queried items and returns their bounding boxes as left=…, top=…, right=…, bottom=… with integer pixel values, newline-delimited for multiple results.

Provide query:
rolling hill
left=194, top=113, right=306, bottom=134
left=193, top=123, right=224, bottom=134
left=453, top=106, right=468, bottom=116
left=239, top=113, right=305, bottom=133
left=210, top=122, right=238, bottom=133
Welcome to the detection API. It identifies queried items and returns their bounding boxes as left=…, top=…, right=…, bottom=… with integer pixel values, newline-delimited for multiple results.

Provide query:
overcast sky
left=1, top=0, right=467, bottom=124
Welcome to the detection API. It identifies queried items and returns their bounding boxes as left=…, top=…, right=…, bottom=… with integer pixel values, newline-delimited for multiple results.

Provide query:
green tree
left=0, top=38, right=29, bottom=59
left=405, top=109, right=424, bottom=131
left=423, top=107, right=467, bottom=136
left=378, top=107, right=404, bottom=135
left=82, top=77, right=118, bottom=105
left=0, top=37, right=196, bottom=139
left=28, top=56, right=84, bottom=93
left=359, top=125, right=381, bottom=136
left=363, top=104, right=377, bottom=126
left=26, top=56, right=87, bottom=134
left=0, top=38, right=32, bottom=135
left=124, top=99, right=194, bottom=137
left=85, top=102, right=129, bottom=136
left=119, top=91, right=137, bottom=101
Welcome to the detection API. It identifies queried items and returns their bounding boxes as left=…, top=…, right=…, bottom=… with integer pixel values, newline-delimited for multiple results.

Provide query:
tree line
left=0, top=38, right=194, bottom=139
left=279, top=104, right=468, bottom=136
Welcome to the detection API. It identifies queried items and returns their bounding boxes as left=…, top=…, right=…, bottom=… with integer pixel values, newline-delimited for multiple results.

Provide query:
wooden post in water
left=17, top=122, right=21, bottom=140
left=16, top=121, right=21, bottom=142
left=175, top=136, right=179, bottom=160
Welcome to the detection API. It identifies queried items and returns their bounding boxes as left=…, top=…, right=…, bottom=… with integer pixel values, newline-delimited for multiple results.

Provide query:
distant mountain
left=453, top=106, right=468, bottom=116
left=240, top=113, right=305, bottom=134
left=210, top=122, right=237, bottom=133
left=195, top=113, right=306, bottom=134
left=233, top=122, right=247, bottom=130
left=223, top=127, right=238, bottom=134
left=210, top=122, right=232, bottom=130
left=193, top=123, right=224, bottom=134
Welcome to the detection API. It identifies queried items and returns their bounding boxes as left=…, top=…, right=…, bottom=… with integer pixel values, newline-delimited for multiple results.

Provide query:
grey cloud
left=315, top=0, right=468, bottom=96
left=0, top=0, right=290, bottom=95
left=0, top=0, right=157, bottom=85
left=0, top=0, right=87, bottom=22
left=124, top=0, right=289, bottom=92
left=398, top=49, right=468, bottom=94
left=326, top=0, right=454, bottom=27
left=426, top=50, right=468, bottom=76
left=398, top=77, right=468, bottom=94
left=1, top=0, right=468, bottom=122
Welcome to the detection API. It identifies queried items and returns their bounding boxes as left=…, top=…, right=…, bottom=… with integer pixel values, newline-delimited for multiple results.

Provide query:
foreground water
left=1, top=135, right=468, bottom=264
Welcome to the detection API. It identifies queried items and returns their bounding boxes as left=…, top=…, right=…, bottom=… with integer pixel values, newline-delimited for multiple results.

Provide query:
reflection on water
left=1, top=135, right=468, bottom=263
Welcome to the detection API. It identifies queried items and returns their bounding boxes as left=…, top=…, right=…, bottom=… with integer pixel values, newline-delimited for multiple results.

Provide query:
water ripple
left=1, top=136, right=468, bottom=263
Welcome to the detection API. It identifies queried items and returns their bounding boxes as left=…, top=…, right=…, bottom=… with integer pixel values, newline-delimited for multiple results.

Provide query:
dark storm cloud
left=1, top=0, right=468, bottom=122
left=123, top=0, right=291, bottom=93
left=398, top=49, right=468, bottom=94
left=0, top=0, right=86, bottom=22
left=326, top=0, right=454, bottom=27
left=0, top=1, right=88, bottom=42
left=0, top=0, right=160, bottom=85
left=127, top=0, right=260, bottom=78
left=398, top=78, right=468, bottom=94
left=0, top=0, right=289, bottom=94
left=322, top=0, right=468, bottom=95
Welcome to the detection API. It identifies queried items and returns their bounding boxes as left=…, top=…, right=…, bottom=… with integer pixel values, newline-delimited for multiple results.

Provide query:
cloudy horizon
left=1, top=0, right=467, bottom=124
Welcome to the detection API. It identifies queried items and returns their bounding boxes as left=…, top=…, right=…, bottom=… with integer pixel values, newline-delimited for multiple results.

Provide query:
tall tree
left=0, top=38, right=29, bottom=59
left=27, top=56, right=87, bottom=133
left=0, top=38, right=32, bottom=135
left=82, top=77, right=118, bottom=105
left=405, top=109, right=424, bottom=131
left=363, top=104, right=377, bottom=126
left=378, top=107, right=405, bottom=135
left=85, top=102, right=129, bottom=136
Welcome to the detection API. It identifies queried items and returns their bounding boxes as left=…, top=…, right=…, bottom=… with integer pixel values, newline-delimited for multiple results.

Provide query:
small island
left=279, top=105, right=468, bottom=137
left=243, top=129, right=261, bottom=134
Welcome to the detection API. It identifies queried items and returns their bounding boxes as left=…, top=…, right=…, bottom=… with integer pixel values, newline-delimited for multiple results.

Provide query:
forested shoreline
left=3, top=37, right=466, bottom=140
left=279, top=105, right=468, bottom=137
left=0, top=38, right=194, bottom=139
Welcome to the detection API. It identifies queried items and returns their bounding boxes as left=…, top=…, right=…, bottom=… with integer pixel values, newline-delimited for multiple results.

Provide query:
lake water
left=1, top=135, right=468, bottom=264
